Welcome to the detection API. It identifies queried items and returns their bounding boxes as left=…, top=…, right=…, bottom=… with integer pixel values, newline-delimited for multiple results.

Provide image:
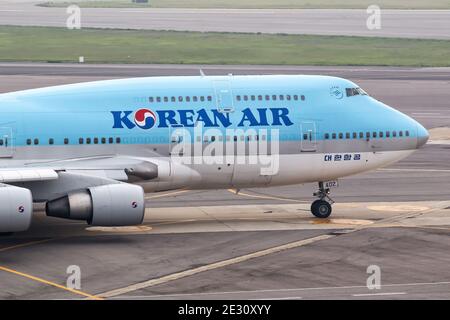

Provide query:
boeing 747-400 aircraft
left=0, top=75, right=429, bottom=234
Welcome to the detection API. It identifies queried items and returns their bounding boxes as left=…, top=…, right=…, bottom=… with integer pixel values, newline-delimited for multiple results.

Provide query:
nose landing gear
left=311, top=182, right=334, bottom=219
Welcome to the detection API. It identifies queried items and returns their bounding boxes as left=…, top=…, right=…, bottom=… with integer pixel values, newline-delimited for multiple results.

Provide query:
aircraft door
left=0, top=127, right=14, bottom=158
left=300, top=121, right=317, bottom=152
left=212, top=79, right=234, bottom=112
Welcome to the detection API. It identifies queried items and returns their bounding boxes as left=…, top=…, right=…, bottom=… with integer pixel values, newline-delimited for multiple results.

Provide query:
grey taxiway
left=0, top=64, right=449, bottom=300
left=1, top=1, right=450, bottom=39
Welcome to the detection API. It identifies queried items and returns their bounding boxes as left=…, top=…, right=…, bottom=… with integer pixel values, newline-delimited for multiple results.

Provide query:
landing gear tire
left=311, top=200, right=332, bottom=219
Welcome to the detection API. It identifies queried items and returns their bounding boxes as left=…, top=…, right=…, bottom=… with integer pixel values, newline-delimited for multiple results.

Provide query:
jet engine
left=46, top=184, right=145, bottom=226
left=0, top=185, right=33, bottom=233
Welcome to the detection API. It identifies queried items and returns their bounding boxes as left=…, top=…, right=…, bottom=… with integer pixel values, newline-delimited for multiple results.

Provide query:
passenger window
left=164, top=97, right=168, bottom=102
left=279, top=95, right=284, bottom=101
left=86, top=138, right=91, bottom=144
left=233, top=136, right=238, bottom=142
left=236, top=95, right=241, bottom=101
left=359, top=132, right=364, bottom=139
left=149, top=97, right=154, bottom=103
left=0, top=139, right=3, bottom=146
left=79, top=138, right=84, bottom=144
left=379, top=132, right=383, bottom=138
left=101, top=137, right=106, bottom=144
left=346, top=133, right=350, bottom=139
left=405, top=130, right=410, bottom=137
left=34, top=139, right=39, bottom=145
left=193, top=96, right=198, bottom=102
left=244, top=95, right=248, bottom=101
left=372, top=132, right=377, bottom=138
left=332, top=133, right=337, bottom=139
left=258, top=95, right=263, bottom=101
left=200, top=96, right=205, bottom=102
left=265, top=95, right=270, bottom=101
left=339, top=133, right=343, bottom=139
left=116, top=137, right=121, bottom=144
left=64, top=138, right=69, bottom=145
left=26, top=139, right=31, bottom=145
left=94, top=138, right=99, bottom=144
left=399, top=131, right=403, bottom=137
left=178, top=96, right=183, bottom=102
left=325, top=133, right=330, bottom=139
left=156, top=97, right=161, bottom=103
left=303, top=133, right=308, bottom=140
left=272, top=95, right=277, bottom=101
left=301, top=95, right=306, bottom=101
left=293, top=95, right=299, bottom=101
left=251, top=95, right=256, bottom=101
left=49, top=138, right=54, bottom=145
left=353, top=132, right=357, bottom=139
left=393, top=131, right=397, bottom=137
left=207, top=96, right=212, bottom=101
left=186, top=96, right=191, bottom=102
left=211, top=136, right=216, bottom=142
left=171, top=96, right=176, bottom=102
left=386, top=131, right=390, bottom=138
left=109, top=137, right=113, bottom=144
left=286, top=95, right=291, bottom=101
left=366, top=132, right=370, bottom=139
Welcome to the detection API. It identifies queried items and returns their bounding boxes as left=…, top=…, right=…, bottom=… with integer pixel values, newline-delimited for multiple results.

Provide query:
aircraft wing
left=5, top=155, right=161, bottom=183
left=0, top=168, right=59, bottom=183
left=0, top=156, right=165, bottom=232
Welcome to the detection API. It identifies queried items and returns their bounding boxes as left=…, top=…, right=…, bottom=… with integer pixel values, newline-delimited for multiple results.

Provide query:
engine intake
left=0, top=185, right=33, bottom=233
left=46, top=184, right=145, bottom=226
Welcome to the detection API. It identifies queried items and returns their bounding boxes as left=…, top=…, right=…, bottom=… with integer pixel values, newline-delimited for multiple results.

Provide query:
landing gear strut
left=311, top=182, right=334, bottom=219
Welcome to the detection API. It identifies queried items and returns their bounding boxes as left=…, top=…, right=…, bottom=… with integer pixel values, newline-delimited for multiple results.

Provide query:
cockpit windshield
left=346, top=87, right=368, bottom=97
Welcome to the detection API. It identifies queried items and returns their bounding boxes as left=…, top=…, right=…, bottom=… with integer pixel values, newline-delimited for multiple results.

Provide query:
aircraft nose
left=416, top=122, right=429, bottom=148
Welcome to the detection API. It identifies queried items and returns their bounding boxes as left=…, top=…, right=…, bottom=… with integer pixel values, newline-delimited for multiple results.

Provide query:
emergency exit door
left=300, top=121, right=317, bottom=152
left=212, top=80, right=234, bottom=112
left=0, top=127, right=14, bottom=158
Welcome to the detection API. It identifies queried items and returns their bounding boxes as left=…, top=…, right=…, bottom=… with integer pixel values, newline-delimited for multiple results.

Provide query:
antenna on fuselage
left=199, top=69, right=206, bottom=77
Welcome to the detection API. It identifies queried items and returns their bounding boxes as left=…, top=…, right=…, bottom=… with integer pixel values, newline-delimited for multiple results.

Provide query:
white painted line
left=412, top=112, right=442, bottom=115
left=253, top=296, right=303, bottom=300
left=353, top=292, right=406, bottom=297
left=112, top=281, right=450, bottom=299
left=378, top=168, right=450, bottom=173
left=98, top=234, right=334, bottom=298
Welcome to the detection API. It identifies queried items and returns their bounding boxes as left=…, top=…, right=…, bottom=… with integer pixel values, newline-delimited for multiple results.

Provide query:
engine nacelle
left=0, top=186, right=33, bottom=233
left=46, top=184, right=145, bottom=226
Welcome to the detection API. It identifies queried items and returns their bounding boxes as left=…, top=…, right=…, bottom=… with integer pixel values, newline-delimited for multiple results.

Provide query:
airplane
left=0, top=74, right=429, bottom=234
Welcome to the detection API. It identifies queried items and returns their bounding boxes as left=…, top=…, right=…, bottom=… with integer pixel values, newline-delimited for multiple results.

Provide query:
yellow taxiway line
left=145, top=189, right=190, bottom=199
left=227, top=188, right=305, bottom=203
left=0, top=238, right=54, bottom=253
left=0, top=265, right=104, bottom=300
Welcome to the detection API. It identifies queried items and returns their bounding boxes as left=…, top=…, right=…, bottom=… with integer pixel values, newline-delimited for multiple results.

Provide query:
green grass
left=0, top=26, right=449, bottom=66
left=38, top=0, right=450, bottom=9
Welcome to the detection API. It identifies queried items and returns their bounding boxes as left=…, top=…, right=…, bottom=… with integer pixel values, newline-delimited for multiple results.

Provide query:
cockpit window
left=346, top=87, right=368, bottom=97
